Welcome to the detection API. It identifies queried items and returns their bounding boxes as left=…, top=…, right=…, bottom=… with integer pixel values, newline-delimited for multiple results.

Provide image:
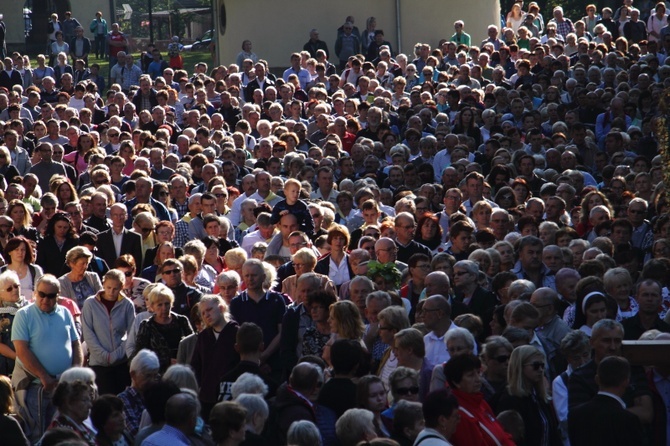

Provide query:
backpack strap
left=415, top=435, right=444, bottom=446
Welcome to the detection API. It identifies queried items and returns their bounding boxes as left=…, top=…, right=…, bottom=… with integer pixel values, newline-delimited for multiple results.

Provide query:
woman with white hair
left=429, top=326, right=477, bottom=391
left=235, top=393, right=270, bottom=445
left=231, top=372, right=269, bottom=400
left=216, top=270, right=241, bottom=305
left=336, top=408, right=377, bottom=446
left=0, top=270, right=29, bottom=375
left=59, top=245, right=103, bottom=310
left=82, top=269, right=136, bottom=395
left=288, top=420, right=322, bottom=446
left=116, top=349, right=160, bottom=437
left=281, top=248, right=335, bottom=301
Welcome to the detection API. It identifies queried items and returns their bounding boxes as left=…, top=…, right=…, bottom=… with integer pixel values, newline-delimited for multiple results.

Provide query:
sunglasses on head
left=37, top=290, right=58, bottom=299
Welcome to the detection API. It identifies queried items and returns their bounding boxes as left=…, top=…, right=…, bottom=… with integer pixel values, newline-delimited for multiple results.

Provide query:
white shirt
left=328, top=255, right=350, bottom=286
left=423, top=323, right=458, bottom=368
left=112, top=228, right=124, bottom=258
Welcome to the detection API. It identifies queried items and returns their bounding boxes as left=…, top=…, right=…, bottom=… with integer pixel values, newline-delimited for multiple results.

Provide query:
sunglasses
left=109, top=133, right=119, bottom=137
left=396, top=386, right=420, bottom=396
left=493, top=355, right=510, bottom=363
left=526, top=361, right=545, bottom=371
left=5, top=284, right=19, bottom=292
left=123, top=271, right=133, bottom=277
left=163, top=269, right=182, bottom=275
left=37, top=290, right=58, bottom=299
left=140, top=227, right=155, bottom=234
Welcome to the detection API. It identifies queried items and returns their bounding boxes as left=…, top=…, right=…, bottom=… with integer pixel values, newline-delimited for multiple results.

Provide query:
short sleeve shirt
left=11, top=303, right=79, bottom=376
left=229, top=291, right=286, bottom=346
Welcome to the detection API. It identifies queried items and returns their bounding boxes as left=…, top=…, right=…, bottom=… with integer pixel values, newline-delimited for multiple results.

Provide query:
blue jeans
left=20, top=382, right=55, bottom=444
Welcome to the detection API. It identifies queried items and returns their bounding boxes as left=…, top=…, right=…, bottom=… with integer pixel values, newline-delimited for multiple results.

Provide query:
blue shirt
left=230, top=291, right=286, bottom=347
left=11, top=303, right=79, bottom=377
left=142, top=424, right=190, bottom=446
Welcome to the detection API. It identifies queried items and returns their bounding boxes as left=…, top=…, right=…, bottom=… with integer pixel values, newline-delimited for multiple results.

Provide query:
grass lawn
left=89, top=50, right=214, bottom=82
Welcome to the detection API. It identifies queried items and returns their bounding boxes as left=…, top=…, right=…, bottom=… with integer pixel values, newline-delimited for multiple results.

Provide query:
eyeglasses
left=108, top=133, right=119, bottom=137
left=395, top=386, right=420, bottom=396
left=454, top=271, right=470, bottom=277
left=5, top=284, right=19, bottom=292
left=415, top=264, right=431, bottom=269
left=493, top=355, right=510, bottom=363
left=290, top=242, right=307, bottom=249
left=214, top=193, right=226, bottom=198
left=37, top=290, right=58, bottom=299
left=162, top=269, right=182, bottom=275
left=273, top=148, right=286, bottom=153
left=525, top=362, right=545, bottom=371
left=122, top=271, right=134, bottom=277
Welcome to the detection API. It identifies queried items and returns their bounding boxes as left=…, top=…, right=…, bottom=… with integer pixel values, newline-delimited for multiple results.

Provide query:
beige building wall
left=215, top=0, right=500, bottom=68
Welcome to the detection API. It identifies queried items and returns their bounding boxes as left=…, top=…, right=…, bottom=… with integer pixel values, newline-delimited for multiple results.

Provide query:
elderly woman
left=377, top=305, right=411, bottom=387
left=480, top=336, right=513, bottom=404
left=141, top=241, right=176, bottom=283
left=82, top=269, right=135, bottom=395
left=216, top=270, right=241, bottom=305
left=2, top=236, right=44, bottom=299
left=496, top=345, right=561, bottom=446
left=37, top=211, right=79, bottom=276
left=7, top=199, right=39, bottom=242
left=429, top=326, right=476, bottom=391
left=444, top=354, right=515, bottom=446
left=234, top=393, right=269, bottom=445
left=0, top=270, right=28, bottom=376
left=48, top=380, right=96, bottom=446
left=224, top=248, right=247, bottom=279
left=59, top=246, right=103, bottom=311
left=302, top=289, right=337, bottom=357
left=315, top=224, right=354, bottom=290
left=282, top=247, right=335, bottom=301
left=114, top=254, right=151, bottom=313
left=381, top=367, right=421, bottom=431
left=603, top=267, right=638, bottom=320
left=132, top=283, right=194, bottom=372
left=471, top=201, right=493, bottom=232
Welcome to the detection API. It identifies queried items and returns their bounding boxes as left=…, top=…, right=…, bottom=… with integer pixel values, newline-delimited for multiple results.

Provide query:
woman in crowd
left=0, top=271, right=28, bottom=376
left=315, top=224, right=354, bottom=290
left=114, top=254, right=151, bottom=313
left=381, top=366, right=421, bottom=430
left=133, top=284, right=194, bottom=372
left=141, top=241, right=176, bottom=283
left=143, top=221, right=182, bottom=269
left=393, top=328, right=432, bottom=399
left=603, top=266, right=637, bottom=318
left=37, top=211, right=79, bottom=276
left=511, top=179, right=531, bottom=206
left=0, top=374, right=29, bottom=446
left=282, top=248, right=335, bottom=301
left=400, top=254, right=431, bottom=314
left=377, top=305, right=411, bottom=387
left=444, top=353, right=515, bottom=446
left=216, top=270, right=241, bottom=305
left=48, top=380, right=96, bottom=446
left=63, top=133, right=97, bottom=176
left=2, top=236, right=43, bottom=299
left=572, top=289, right=609, bottom=336
left=50, top=176, right=78, bottom=210
left=471, top=201, right=493, bottom=232
left=414, top=214, right=442, bottom=253
left=357, top=375, right=390, bottom=437
left=82, top=269, right=136, bottom=395
left=497, top=345, right=561, bottom=446
left=90, top=395, right=132, bottom=446
left=302, top=289, right=337, bottom=357
left=452, top=107, right=482, bottom=147
left=59, top=246, right=103, bottom=311
left=430, top=327, right=476, bottom=391
left=203, top=235, right=226, bottom=274
left=119, top=141, right=137, bottom=176
left=494, top=186, right=518, bottom=211
left=575, top=190, right=614, bottom=237
left=7, top=200, right=39, bottom=242
left=480, top=336, right=513, bottom=404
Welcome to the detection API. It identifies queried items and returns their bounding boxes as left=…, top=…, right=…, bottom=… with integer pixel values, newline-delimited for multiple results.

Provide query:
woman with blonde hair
left=282, top=247, right=335, bottom=300
left=7, top=199, right=38, bottom=242
left=496, top=345, right=560, bottom=446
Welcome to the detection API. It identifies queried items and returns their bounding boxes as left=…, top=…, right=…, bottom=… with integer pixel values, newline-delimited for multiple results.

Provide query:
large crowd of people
left=0, top=0, right=670, bottom=445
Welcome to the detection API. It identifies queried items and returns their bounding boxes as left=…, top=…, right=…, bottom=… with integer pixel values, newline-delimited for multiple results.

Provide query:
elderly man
left=542, top=245, right=564, bottom=274
left=375, top=237, right=407, bottom=271
left=191, top=294, right=240, bottom=419
left=394, top=212, right=432, bottom=263
left=363, top=291, right=393, bottom=366
left=29, top=142, right=68, bottom=193
left=622, top=279, right=670, bottom=340
left=84, top=191, right=111, bottom=232
left=96, top=203, right=143, bottom=270
left=275, top=362, right=322, bottom=444
left=422, top=294, right=456, bottom=368
left=512, top=236, right=556, bottom=290
left=530, top=287, right=570, bottom=367
left=142, top=393, right=199, bottom=446
left=118, top=349, right=160, bottom=437
left=452, top=260, right=496, bottom=332
left=11, top=275, right=84, bottom=443
left=568, top=319, right=653, bottom=425
left=124, top=176, right=172, bottom=225
left=555, top=268, right=580, bottom=319
left=338, top=248, right=371, bottom=301
left=348, top=275, right=375, bottom=315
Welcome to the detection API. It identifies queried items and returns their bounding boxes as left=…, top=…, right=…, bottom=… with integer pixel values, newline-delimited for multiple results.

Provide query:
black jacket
left=569, top=393, right=644, bottom=446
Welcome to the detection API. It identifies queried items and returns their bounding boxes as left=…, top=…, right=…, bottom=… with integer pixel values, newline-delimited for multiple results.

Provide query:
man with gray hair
left=586, top=205, right=612, bottom=242
left=452, top=260, right=496, bottom=331
left=422, top=294, right=456, bottom=367
left=118, top=349, right=160, bottom=437
left=530, top=287, right=570, bottom=366
left=11, top=274, right=83, bottom=442
left=555, top=267, right=580, bottom=319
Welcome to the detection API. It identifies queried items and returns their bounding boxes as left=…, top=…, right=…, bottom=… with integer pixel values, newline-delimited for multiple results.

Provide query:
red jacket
left=450, top=388, right=516, bottom=446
